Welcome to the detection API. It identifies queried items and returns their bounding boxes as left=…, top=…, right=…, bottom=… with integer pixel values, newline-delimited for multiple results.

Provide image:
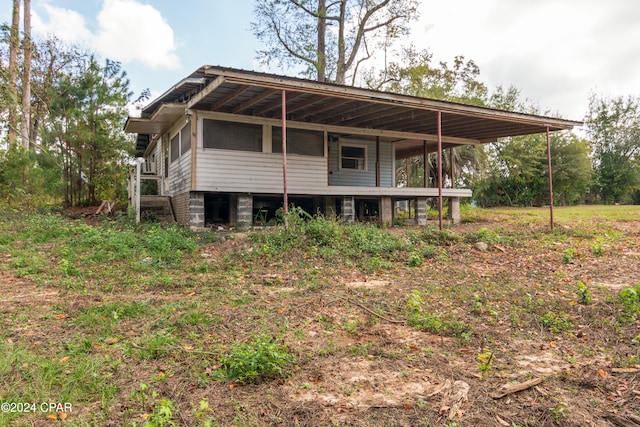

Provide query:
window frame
left=339, top=142, right=368, bottom=171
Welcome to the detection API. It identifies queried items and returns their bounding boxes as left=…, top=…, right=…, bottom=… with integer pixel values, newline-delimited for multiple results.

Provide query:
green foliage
left=406, top=290, right=470, bottom=337
left=477, top=348, right=494, bottom=374
left=575, top=282, right=592, bottom=305
left=562, top=247, right=577, bottom=264
left=586, top=94, right=640, bottom=204
left=619, top=284, right=640, bottom=320
left=216, top=335, right=296, bottom=384
left=408, top=251, right=423, bottom=267
left=0, top=212, right=197, bottom=283
left=0, top=147, right=62, bottom=209
left=40, top=55, right=133, bottom=207
left=144, top=399, right=178, bottom=427
left=248, top=208, right=408, bottom=265
left=539, top=311, right=573, bottom=333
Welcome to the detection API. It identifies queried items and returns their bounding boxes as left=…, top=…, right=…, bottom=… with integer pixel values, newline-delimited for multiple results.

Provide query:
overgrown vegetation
left=1, top=206, right=640, bottom=425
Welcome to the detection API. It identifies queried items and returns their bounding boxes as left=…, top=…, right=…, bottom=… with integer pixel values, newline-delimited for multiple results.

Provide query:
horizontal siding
left=195, top=149, right=327, bottom=194
left=169, top=151, right=191, bottom=194
left=379, top=141, right=393, bottom=187
left=328, top=139, right=393, bottom=187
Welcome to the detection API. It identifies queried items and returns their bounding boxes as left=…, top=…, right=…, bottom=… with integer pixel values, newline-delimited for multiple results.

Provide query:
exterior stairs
left=140, top=196, right=175, bottom=223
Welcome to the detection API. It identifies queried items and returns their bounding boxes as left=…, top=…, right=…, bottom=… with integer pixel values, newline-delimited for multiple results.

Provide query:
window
left=340, top=143, right=367, bottom=170
left=180, top=124, right=191, bottom=154
left=202, top=119, right=262, bottom=152
left=272, top=127, right=324, bottom=156
left=170, top=134, right=180, bottom=163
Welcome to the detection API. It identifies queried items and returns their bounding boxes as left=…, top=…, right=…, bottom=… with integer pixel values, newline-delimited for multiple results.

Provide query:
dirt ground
left=2, top=214, right=640, bottom=426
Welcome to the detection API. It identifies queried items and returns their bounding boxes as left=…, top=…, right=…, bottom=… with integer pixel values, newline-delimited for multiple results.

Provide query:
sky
left=2, top=0, right=639, bottom=122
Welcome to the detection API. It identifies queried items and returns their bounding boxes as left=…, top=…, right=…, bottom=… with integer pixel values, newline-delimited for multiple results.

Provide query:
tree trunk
left=8, top=0, right=20, bottom=147
left=335, top=0, right=347, bottom=84
left=316, top=0, right=326, bottom=82
left=20, top=0, right=31, bottom=150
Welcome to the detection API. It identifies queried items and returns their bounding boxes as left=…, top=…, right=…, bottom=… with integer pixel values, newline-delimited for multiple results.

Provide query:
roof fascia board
left=124, top=103, right=184, bottom=134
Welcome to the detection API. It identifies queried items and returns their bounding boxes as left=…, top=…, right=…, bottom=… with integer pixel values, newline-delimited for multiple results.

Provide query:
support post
left=437, top=111, right=443, bottom=230
left=281, top=90, right=289, bottom=223
left=546, top=127, right=554, bottom=230
left=450, top=147, right=455, bottom=188
left=423, top=140, right=428, bottom=188
left=416, top=197, right=428, bottom=226
left=135, top=157, right=143, bottom=224
left=376, top=136, right=380, bottom=187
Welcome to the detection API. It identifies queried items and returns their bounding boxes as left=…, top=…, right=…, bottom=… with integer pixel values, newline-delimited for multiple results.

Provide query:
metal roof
left=125, top=65, right=582, bottom=156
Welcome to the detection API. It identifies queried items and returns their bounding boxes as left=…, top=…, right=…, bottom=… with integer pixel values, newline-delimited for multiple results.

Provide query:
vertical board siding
left=328, top=139, right=393, bottom=187
left=195, top=149, right=327, bottom=194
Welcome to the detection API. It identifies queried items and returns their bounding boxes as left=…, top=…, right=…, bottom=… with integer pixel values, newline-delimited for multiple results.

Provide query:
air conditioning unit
left=142, top=160, right=156, bottom=175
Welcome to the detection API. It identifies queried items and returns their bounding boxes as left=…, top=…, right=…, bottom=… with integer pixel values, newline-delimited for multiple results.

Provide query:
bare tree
left=8, top=0, right=20, bottom=146
left=20, top=0, right=31, bottom=149
left=252, top=0, right=420, bottom=85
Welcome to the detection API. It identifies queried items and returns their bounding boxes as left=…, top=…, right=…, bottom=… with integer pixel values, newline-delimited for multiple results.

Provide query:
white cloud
left=410, top=0, right=640, bottom=120
left=32, top=4, right=93, bottom=45
left=32, top=0, right=179, bottom=70
left=95, top=0, right=179, bottom=69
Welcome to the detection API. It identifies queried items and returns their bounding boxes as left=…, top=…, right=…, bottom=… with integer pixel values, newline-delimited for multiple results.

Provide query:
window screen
left=170, top=134, right=180, bottom=163
left=340, top=144, right=366, bottom=170
left=202, top=119, right=262, bottom=152
left=272, top=127, right=324, bottom=156
left=180, top=124, right=191, bottom=154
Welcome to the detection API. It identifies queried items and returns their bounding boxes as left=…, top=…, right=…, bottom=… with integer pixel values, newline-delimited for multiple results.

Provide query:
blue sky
left=3, top=0, right=640, bottom=121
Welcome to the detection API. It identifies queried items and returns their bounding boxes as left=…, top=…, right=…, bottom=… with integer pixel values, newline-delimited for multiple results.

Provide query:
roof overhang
left=126, top=65, right=582, bottom=155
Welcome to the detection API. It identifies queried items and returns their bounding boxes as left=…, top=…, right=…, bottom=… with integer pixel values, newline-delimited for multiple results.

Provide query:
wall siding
left=328, top=138, right=393, bottom=187
left=169, top=151, right=191, bottom=195
left=172, top=192, right=190, bottom=225
left=195, top=149, right=327, bottom=194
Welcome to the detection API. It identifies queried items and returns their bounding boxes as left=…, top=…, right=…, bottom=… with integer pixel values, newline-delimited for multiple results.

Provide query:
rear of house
left=125, top=66, right=580, bottom=229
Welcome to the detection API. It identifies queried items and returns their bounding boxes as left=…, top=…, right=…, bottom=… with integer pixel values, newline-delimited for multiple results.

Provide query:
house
left=124, top=65, right=581, bottom=229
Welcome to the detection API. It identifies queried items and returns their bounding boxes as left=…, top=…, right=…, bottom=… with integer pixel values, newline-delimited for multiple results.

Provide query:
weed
left=477, top=348, right=494, bottom=375
left=540, top=311, right=573, bottom=334
left=193, top=398, right=218, bottom=427
left=347, top=344, right=370, bottom=356
left=216, top=334, right=296, bottom=383
left=562, top=247, right=577, bottom=264
left=342, top=318, right=361, bottom=335
left=618, top=284, right=640, bottom=320
left=417, top=227, right=461, bottom=245
left=575, top=281, right=592, bottom=305
left=550, top=399, right=568, bottom=424
left=464, top=227, right=510, bottom=245
left=406, top=290, right=470, bottom=337
left=591, top=242, right=605, bottom=256
left=138, top=330, right=176, bottom=359
left=408, top=251, right=423, bottom=267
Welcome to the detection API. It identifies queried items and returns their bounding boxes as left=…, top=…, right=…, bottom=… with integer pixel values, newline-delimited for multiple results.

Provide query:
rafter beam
left=186, top=76, right=225, bottom=110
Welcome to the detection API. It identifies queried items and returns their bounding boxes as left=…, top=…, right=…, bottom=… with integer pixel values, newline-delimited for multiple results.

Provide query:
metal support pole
left=281, top=90, right=289, bottom=219
left=437, top=112, right=443, bottom=230
left=546, top=127, right=554, bottom=230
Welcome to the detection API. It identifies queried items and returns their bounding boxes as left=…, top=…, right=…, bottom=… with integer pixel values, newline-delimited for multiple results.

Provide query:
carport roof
left=125, top=65, right=582, bottom=155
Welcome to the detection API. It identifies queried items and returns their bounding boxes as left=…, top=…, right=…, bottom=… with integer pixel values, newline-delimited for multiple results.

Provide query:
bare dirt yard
left=1, top=206, right=639, bottom=426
